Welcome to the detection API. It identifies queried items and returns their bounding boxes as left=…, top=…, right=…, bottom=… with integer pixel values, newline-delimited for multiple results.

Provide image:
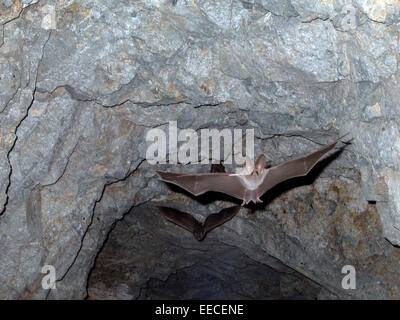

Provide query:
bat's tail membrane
left=242, top=189, right=263, bottom=205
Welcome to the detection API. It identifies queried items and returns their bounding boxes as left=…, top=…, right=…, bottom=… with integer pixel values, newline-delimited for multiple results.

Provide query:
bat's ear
left=254, top=154, right=266, bottom=174
left=244, top=156, right=255, bottom=174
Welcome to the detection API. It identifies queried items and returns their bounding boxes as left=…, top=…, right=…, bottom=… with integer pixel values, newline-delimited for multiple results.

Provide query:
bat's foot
left=242, top=190, right=263, bottom=206
left=241, top=198, right=263, bottom=206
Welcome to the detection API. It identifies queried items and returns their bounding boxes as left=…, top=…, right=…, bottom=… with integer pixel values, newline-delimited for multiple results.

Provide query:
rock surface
left=88, top=205, right=325, bottom=300
left=0, top=0, right=400, bottom=299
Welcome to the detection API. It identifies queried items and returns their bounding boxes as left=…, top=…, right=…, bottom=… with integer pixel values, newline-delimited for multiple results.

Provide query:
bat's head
left=237, top=155, right=267, bottom=176
left=193, top=228, right=206, bottom=241
left=236, top=156, right=254, bottom=175
left=254, top=154, right=266, bottom=175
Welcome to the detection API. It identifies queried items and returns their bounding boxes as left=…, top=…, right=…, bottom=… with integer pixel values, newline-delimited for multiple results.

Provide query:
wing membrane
left=203, top=206, right=240, bottom=233
left=258, top=137, right=341, bottom=196
left=157, top=171, right=245, bottom=201
left=158, top=206, right=200, bottom=233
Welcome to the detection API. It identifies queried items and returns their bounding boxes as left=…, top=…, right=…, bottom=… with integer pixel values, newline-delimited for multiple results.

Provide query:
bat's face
left=193, top=226, right=206, bottom=241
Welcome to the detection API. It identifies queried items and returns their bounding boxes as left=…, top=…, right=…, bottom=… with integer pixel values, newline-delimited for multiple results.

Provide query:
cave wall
left=1, top=0, right=400, bottom=299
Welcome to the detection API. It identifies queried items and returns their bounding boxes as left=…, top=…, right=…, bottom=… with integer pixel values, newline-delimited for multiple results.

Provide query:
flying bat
left=157, top=135, right=346, bottom=206
left=158, top=205, right=240, bottom=241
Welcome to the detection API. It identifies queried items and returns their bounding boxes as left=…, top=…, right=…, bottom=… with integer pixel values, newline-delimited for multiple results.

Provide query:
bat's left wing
left=258, top=136, right=343, bottom=197
left=156, top=171, right=246, bottom=201
left=157, top=206, right=200, bottom=233
left=203, top=205, right=240, bottom=233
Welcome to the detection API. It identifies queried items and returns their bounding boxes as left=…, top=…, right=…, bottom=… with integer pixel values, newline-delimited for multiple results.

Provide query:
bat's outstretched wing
left=157, top=206, right=201, bottom=233
left=258, top=136, right=343, bottom=196
left=156, top=171, right=245, bottom=201
left=203, top=206, right=241, bottom=233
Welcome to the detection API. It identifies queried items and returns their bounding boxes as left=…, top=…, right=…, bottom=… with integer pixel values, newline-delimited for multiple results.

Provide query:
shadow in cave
left=136, top=260, right=320, bottom=300
left=87, top=204, right=325, bottom=300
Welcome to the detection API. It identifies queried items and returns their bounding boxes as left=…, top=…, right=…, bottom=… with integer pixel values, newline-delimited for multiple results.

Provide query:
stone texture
left=0, top=0, right=399, bottom=299
left=88, top=205, right=324, bottom=300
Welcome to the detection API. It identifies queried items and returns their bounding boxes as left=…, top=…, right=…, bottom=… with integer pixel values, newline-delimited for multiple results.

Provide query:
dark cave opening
left=135, top=255, right=320, bottom=300
left=87, top=204, right=324, bottom=300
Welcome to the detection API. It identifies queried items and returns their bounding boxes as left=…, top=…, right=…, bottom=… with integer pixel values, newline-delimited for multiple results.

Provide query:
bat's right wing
left=157, top=206, right=200, bottom=233
left=156, top=171, right=246, bottom=201
left=203, top=206, right=241, bottom=233
left=258, top=136, right=343, bottom=196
